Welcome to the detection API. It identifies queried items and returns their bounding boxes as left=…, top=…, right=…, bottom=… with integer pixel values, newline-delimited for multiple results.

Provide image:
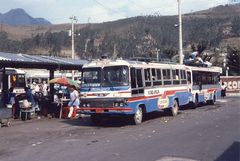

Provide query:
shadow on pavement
left=214, top=141, right=240, bottom=161
left=61, top=111, right=178, bottom=128
left=61, top=116, right=134, bottom=128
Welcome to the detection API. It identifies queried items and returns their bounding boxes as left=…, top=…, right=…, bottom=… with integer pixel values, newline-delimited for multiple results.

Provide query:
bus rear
left=0, top=68, right=26, bottom=95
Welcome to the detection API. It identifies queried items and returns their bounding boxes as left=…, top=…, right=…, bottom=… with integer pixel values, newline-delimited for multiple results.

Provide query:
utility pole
left=226, top=67, right=229, bottom=76
left=70, top=16, right=78, bottom=80
left=178, top=0, right=183, bottom=64
left=155, top=48, right=160, bottom=62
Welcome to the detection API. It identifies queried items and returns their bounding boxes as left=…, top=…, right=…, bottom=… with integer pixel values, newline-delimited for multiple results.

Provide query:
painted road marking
left=217, top=99, right=228, bottom=103
left=156, top=156, right=198, bottom=161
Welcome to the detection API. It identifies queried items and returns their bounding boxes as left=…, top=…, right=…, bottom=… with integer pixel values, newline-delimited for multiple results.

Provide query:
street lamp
left=178, top=0, right=183, bottom=64
left=226, top=67, right=229, bottom=76
left=70, top=16, right=77, bottom=60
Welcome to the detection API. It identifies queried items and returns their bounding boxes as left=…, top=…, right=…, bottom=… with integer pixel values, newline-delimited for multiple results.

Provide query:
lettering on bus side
left=148, top=89, right=160, bottom=95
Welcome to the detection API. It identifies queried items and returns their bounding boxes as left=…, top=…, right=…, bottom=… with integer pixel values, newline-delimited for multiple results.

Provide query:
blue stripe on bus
left=78, top=89, right=220, bottom=115
left=127, top=91, right=190, bottom=113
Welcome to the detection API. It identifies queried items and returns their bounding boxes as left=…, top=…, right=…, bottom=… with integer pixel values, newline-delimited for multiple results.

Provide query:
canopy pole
left=49, top=69, right=55, bottom=101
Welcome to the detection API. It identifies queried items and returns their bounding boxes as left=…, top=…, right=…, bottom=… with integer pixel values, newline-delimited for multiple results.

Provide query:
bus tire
left=90, top=114, right=102, bottom=125
left=7, top=121, right=11, bottom=127
left=191, top=94, right=198, bottom=109
left=208, top=94, right=216, bottom=105
left=171, top=99, right=179, bottom=116
left=133, top=107, right=143, bottom=125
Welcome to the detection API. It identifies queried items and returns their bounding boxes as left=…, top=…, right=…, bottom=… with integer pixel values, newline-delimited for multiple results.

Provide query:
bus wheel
left=208, top=94, right=216, bottom=105
left=133, top=107, right=143, bottom=125
left=6, top=121, right=11, bottom=127
left=90, top=114, right=102, bottom=125
left=191, top=94, right=198, bottom=109
left=171, top=100, right=179, bottom=116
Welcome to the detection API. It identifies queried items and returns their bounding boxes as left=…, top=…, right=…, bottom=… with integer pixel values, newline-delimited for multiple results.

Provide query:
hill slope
left=0, top=4, right=240, bottom=60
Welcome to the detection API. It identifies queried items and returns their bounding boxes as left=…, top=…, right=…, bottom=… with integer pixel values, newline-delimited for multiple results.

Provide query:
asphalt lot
left=0, top=96, right=239, bottom=161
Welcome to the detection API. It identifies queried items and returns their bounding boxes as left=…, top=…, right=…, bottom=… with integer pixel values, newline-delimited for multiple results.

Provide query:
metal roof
left=0, top=52, right=88, bottom=70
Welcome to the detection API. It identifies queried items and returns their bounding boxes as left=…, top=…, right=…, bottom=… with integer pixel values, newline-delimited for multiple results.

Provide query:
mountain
left=0, top=4, right=239, bottom=60
left=0, top=8, right=51, bottom=26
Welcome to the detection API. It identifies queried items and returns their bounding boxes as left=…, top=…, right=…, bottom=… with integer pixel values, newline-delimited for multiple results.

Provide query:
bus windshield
left=15, top=74, right=26, bottom=87
left=81, top=66, right=129, bottom=87
left=102, top=66, right=129, bottom=87
left=82, top=67, right=101, bottom=87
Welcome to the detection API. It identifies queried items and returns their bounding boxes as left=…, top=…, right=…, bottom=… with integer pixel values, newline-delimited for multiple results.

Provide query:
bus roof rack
left=130, top=57, right=178, bottom=64
left=184, top=60, right=210, bottom=67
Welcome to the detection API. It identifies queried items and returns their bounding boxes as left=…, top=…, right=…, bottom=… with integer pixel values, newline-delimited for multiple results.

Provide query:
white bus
left=24, top=69, right=81, bottom=85
left=186, top=65, right=222, bottom=106
left=78, top=58, right=222, bottom=125
left=0, top=68, right=26, bottom=95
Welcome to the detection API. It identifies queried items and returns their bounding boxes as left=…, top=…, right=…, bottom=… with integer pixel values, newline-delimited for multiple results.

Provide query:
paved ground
left=0, top=96, right=239, bottom=161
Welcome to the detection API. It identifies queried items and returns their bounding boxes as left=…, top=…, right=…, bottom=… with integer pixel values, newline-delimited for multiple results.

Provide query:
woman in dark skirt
left=221, top=82, right=226, bottom=98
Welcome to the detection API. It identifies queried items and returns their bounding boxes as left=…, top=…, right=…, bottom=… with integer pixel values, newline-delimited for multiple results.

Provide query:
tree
left=231, top=16, right=240, bottom=36
left=0, top=32, right=8, bottom=51
left=227, top=46, right=240, bottom=76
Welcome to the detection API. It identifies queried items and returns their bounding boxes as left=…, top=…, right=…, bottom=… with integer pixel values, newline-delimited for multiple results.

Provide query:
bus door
left=130, top=68, right=144, bottom=95
left=187, top=71, right=192, bottom=92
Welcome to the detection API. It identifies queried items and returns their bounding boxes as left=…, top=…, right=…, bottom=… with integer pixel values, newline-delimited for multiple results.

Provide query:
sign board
left=220, top=76, right=240, bottom=93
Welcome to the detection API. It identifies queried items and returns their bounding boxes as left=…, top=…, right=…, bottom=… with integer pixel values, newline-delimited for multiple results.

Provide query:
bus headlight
left=119, top=102, right=124, bottom=107
left=114, top=102, right=124, bottom=107
left=86, top=103, right=90, bottom=107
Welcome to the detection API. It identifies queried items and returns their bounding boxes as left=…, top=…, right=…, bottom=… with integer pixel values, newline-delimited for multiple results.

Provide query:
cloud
left=0, top=0, right=231, bottom=24
left=76, top=3, right=127, bottom=23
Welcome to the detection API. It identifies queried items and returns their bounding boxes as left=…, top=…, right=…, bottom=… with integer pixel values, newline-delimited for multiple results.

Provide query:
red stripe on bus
left=162, top=89, right=188, bottom=99
left=128, top=89, right=188, bottom=102
left=128, top=94, right=162, bottom=102
left=207, top=88, right=220, bottom=92
left=88, top=94, right=96, bottom=96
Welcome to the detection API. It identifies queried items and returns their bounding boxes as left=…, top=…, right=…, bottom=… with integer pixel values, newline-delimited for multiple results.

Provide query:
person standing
left=7, top=87, right=16, bottom=106
left=42, top=81, right=48, bottom=96
left=68, top=85, right=80, bottom=118
left=24, top=86, right=36, bottom=107
left=221, top=82, right=227, bottom=98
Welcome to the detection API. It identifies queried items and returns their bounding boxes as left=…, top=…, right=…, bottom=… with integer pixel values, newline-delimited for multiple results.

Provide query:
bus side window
left=151, top=68, right=156, bottom=81
left=206, top=73, right=212, bottom=84
left=137, top=69, right=144, bottom=94
left=163, top=69, right=172, bottom=85
left=193, top=71, right=200, bottom=85
left=153, top=68, right=162, bottom=86
left=180, top=70, right=187, bottom=84
left=130, top=68, right=136, bottom=89
left=144, top=68, right=151, bottom=87
left=172, top=69, right=180, bottom=85
left=10, top=75, right=17, bottom=87
left=215, top=73, right=220, bottom=84
left=156, top=69, right=162, bottom=86
left=187, top=72, right=191, bottom=84
left=131, top=68, right=144, bottom=94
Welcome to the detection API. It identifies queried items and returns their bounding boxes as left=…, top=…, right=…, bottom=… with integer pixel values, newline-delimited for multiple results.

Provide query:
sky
left=0, top=0, right=236, bottom=24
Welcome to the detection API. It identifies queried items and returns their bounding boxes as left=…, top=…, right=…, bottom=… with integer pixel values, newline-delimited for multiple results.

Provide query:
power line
left=128, top=0, right=146, bottom=10
left=92, top=0, right=122, bottom=14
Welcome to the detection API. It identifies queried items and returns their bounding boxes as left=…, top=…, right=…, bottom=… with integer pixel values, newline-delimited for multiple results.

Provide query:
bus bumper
left=77, top=107, right=133, bottom=115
